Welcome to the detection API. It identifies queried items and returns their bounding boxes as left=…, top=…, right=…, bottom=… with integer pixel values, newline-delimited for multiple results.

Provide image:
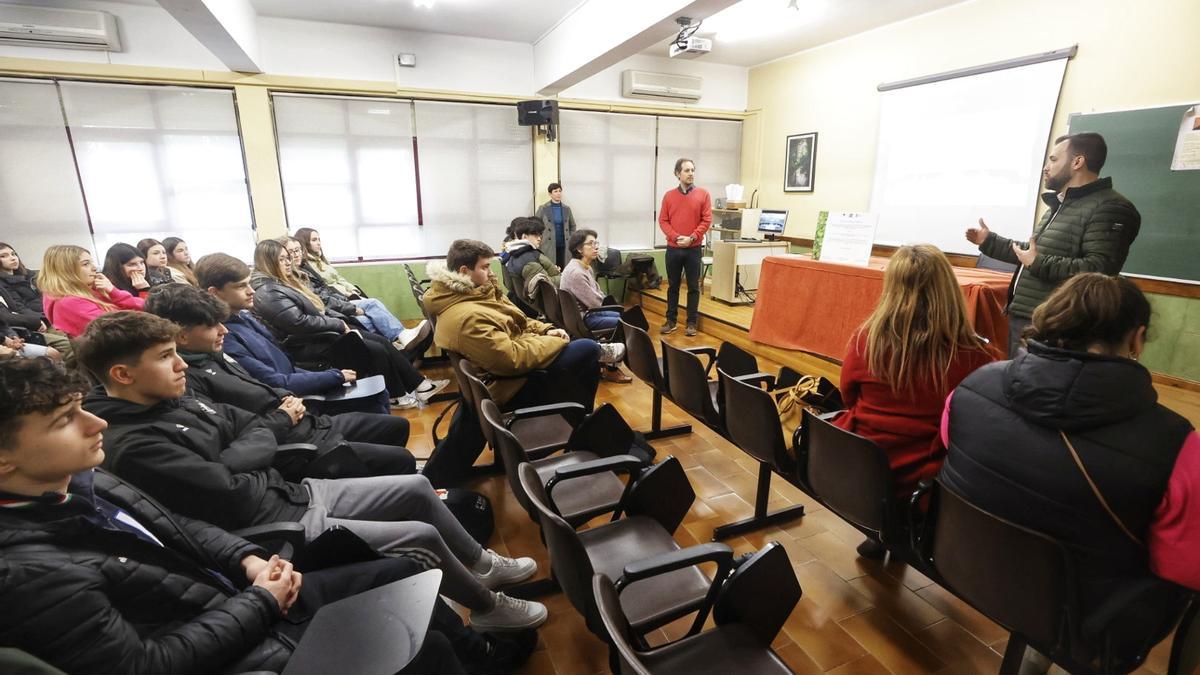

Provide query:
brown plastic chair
left=535, top=278, right=564, bottom=328
left=556, top=286, right=623, bottom=342
left=518, top=457, right=732, bottom=639
left=713, top=368, right=808, bottom=540
left=620, top=316, right=691, bottom=441
left=481, top=398, right=623, bottom=526
left=917, top=479, right=1189, bottom=675
left=458, top=358, right=577, bottom=458
left=594, top=542, right=800, bottom=675
left=661, top=341, right=766, bottom=439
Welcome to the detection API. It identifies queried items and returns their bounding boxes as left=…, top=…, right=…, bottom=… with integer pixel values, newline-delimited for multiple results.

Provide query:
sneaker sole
left=469, top=606, right=549, bottom=632
left=476, top=564, right=537, bottom=590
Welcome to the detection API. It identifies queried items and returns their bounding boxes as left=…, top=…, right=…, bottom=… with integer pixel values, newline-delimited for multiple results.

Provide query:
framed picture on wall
left=784, top=132, right=817, bottom=192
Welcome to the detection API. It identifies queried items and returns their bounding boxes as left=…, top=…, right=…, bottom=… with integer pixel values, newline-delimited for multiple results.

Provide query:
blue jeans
left=508, top=338, right=602, bottom=411
left=584, top=310, right=620, bottom=333
left=352, top=298, right=407, bottom=341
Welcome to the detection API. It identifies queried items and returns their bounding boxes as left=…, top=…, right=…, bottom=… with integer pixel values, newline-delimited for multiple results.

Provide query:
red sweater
left=834, top=331, right=993, bottom=496
left=658, top=186, right=712, bottom=248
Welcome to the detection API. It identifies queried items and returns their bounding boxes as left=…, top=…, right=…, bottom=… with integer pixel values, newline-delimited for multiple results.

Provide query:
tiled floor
left=394, top=323, right=1183, bottom=675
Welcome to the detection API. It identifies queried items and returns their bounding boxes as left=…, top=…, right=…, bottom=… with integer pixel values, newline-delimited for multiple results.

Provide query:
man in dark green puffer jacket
left=966, top=132, right=1140, bottom=356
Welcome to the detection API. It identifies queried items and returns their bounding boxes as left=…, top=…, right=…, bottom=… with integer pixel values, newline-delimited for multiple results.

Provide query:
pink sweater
left=44, top=289, right=144, bottom=337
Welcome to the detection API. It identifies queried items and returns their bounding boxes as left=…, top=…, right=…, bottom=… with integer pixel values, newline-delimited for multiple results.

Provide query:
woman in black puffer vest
left=941, top=273, right=1199, bottom=665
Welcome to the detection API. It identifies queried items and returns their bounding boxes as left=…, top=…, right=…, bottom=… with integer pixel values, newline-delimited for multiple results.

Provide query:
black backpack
left=439, top=488, right=494, bottom=545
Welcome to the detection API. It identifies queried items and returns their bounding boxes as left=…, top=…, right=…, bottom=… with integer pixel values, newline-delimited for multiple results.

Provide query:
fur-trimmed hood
left=423, top=260, right=505, bottom=314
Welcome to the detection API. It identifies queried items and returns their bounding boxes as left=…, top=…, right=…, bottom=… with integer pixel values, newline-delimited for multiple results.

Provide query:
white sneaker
left=598, top=342, right=626, bottom=365
left=391, top=394, right=419, bottom=410
left=415, top=378, right=450, bottom=403
left=393, top=320, right=431, bottom=350
left=472, top=548, right=537, bottom=589
left=470, top=592, right=548, bottom=631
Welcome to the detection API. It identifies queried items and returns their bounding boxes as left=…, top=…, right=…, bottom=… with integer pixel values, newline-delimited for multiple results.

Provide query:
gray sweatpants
left=299, top=474, right=491, bottom=610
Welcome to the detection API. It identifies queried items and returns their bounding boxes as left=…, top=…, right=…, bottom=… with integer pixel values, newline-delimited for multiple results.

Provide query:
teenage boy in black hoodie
left=0, top=357, right=534, bottom=674
left=76, top=311, right=548, bottom=632
left=143, top=283, right=413, bottom=478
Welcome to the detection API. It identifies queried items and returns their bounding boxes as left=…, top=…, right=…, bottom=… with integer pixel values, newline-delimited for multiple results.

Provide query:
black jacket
left=84, top=390, right=310, bottom=530
left=249, top=272, right=347, bottom=339
left=942, top=340, right=1192, bottom=612
left=0, top=470, right=290, bottom=674
left=179, top=349, right=344, bottom=446
left=0, top=271, right=44, bottom=316
left=297, top=262, right=358, bottom=316
left=0, top=278, right=44, bottom=331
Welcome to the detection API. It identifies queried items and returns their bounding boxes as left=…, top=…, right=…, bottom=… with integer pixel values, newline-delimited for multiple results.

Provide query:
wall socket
left=396, top=53, right=417, bottom=68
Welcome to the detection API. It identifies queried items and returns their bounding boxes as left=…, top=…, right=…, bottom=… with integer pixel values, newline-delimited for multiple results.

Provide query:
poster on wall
left=784, top=132, right=817, bottom=192
left=1171, top=105, right=1200, bottom=171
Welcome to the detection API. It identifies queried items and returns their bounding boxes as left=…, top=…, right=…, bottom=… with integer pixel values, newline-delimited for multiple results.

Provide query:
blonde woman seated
left=40, top=244, right=144, bottom=338
left=835, top=244, right=994, bottom=558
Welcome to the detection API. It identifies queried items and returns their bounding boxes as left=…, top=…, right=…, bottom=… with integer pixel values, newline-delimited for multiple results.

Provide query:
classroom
left=0, top=0, right=1198, bottom=673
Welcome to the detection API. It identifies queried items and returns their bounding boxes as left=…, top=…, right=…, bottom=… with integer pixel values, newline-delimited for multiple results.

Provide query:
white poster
left=816, top=212, right=878, bottom=267
left=1171, top=105, right=1200, bottom=171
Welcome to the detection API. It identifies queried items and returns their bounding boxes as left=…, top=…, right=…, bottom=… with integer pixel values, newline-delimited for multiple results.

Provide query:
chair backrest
left=620, top=306, right=650, bottom=333
left=715, top=342, right=759, bottom=379
left=480, top=399, right=537, bottom=518
left=718, top=368, right=793, bottom=473
left=455, top=357, right=494, bottom=444
left=556, top=286, right=592, bottom=340
left=713, top=542, right=801, bottom=646
left=518, top=462, right=599, bottom=628
left=977, top=253, right=1018, bottom=273
left=593, top=574, right=654, bottom=675
left=929, top=479, right=1073, bottom=651
left=662, top=341, right=720, bottom=429
left=800, top=409, right=893, bottom=534
left=620, top=319, right=665, bottom=392
left=536, top=278, right=564, bottom=328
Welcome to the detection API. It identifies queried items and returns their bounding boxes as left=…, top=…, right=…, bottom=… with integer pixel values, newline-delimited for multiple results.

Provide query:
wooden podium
left=710, top=239, right=790, bottom=304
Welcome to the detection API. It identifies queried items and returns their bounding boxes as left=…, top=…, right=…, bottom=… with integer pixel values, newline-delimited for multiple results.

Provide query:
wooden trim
left=1153, top=371, right=1200, bottom=394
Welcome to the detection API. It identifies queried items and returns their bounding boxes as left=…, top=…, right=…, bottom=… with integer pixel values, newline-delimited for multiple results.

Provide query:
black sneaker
left=856, top=537, right=887, bottom=560
left=460, top=628, right=539, bottom=674
left=659, top=322, right=677, bottom=335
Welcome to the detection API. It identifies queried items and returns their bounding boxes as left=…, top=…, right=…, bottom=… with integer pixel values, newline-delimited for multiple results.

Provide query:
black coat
left=0, top=271, right=44, bottom=315
left=249, top=273, right=347, bottom=339
left=83, top=390, right=310, bottom=530
left=297, top=262, right=358, bottom=316
left=0, top=278, right=44, bottom=331
left=0, top=470, right=290, bottom=675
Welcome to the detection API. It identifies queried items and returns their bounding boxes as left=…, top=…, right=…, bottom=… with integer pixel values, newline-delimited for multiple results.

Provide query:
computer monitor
left=757, top=209, right=788, bottom=236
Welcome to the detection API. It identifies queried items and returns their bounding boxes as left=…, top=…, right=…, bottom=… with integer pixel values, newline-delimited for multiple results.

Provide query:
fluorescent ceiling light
left=704, top=0, right=828, bottom=43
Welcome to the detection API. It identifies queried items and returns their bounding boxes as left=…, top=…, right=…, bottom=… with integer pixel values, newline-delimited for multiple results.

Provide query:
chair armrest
left=233, top=521, right=307, bottom=559
left=583, top=304, right=625, bottom=315
left=544, top=454, right=645, bottom=517
left=617, top=542, right=734, bottom=588
left=282, top=331, right=342, bottom=348
left=276, top=443, right=319, bottom=461
left=683, top=346, right=718, bottom=375
left=509, top=401, right=588, bottom=427
left=736, top=372, right=777, bottom=390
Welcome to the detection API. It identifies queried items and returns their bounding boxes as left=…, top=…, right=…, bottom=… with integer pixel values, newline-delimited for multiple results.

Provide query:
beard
left=1044, top=167, right=1070, bottom=192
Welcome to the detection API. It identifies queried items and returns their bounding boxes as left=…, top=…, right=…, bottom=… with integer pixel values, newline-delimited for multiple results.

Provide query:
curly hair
left=0, top=358, right=90, bottom=449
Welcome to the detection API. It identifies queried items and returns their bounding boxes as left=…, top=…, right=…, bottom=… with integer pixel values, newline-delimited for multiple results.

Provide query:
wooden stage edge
left=631, top=283, right=1200, bottom=395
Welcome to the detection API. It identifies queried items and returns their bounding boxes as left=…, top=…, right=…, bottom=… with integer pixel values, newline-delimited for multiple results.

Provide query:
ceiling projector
left=669, top=36, right=712, bottom=59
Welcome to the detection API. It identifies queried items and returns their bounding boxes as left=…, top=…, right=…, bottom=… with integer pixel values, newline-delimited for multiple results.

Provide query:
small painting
left=784, top=132, right=817, bottom=192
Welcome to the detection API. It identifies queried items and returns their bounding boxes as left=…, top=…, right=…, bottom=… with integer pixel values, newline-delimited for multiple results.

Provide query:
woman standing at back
left=835, top=244, right=994, bottom=555
left=40, top=244, right=144, bottom=337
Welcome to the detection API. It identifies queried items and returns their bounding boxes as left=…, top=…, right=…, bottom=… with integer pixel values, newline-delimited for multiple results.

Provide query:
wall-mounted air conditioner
left=621, top=70, right=702, bottom=102
left=0, top=4, right=122, bottom=51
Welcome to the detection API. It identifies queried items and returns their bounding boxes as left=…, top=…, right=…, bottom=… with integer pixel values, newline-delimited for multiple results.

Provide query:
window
left=653, top=117, right=743, bottom=247
left=58, top=82, right=255, bottom=261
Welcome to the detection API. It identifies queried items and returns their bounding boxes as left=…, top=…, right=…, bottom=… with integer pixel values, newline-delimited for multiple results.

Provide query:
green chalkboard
left=1068, top=104, right=1200, bottom=283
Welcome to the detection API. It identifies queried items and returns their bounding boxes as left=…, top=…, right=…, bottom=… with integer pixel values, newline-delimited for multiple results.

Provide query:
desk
left=748, top=255, right=1011, bottom=360
left=711, top=240, right=790, bottom=304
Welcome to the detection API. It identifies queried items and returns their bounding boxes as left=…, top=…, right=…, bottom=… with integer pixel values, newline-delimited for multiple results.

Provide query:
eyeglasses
left=583, top=240, right=600, bottom=248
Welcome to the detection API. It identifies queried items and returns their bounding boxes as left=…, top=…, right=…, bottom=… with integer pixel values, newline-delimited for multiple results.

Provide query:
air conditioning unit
left=0, top=4, right=122, bottom=51
left=621, top=70, right=702, bottom=103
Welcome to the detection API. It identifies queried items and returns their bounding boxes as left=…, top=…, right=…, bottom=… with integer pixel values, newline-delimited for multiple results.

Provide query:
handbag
left=776, top=375, right=843, bottom=430
left=1060, top=430, right=1143, bottom=547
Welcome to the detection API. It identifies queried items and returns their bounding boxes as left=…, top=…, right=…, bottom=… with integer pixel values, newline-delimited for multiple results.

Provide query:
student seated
left=195, top=252, right=388, bottom=414
left=941, top=273, right=1200, bottom=614
left=0, top=357, right=535, bottom=674
left=834, top=245, right=994, bottom=557
left=75, top=311, right=547, bottom=631
left=294, top=228, right=430, bottom=351
left=1, top=331, right=59, bottom=361
left=161, top=236, right=198, bottom=286
left=502, top=217, right=560, bottom=310
left=558, top=229, right=631, bottom=384
left=102, top=243, right=169, bottom=300
left=144, top=283, right=415, bottom=478
left=0, top=243, right=71, bottom=360
left=40, top=244, right=144, bottom=337
left=250, top=239, right=447, bottom=409
left=135, top=238, right=177, bottom=287
left=425, top=238, right=623, bottom=411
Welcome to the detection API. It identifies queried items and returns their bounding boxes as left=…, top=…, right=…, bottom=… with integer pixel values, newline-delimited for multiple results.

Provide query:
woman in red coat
left=834, top=244, right=994, bottom=557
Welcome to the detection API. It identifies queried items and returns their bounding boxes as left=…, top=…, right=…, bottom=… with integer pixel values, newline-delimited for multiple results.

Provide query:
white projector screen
left=869, top=58, right=1068, bottom=255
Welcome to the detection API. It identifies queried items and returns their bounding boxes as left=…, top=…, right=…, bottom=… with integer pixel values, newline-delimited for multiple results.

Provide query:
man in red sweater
left=657, top=158, right=712, bottom=336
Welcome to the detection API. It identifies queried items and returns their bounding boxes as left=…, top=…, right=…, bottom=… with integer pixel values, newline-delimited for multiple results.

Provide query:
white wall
left=561, top=53, right=748, bottom=111
left=0, top=1, right=746, bottom=107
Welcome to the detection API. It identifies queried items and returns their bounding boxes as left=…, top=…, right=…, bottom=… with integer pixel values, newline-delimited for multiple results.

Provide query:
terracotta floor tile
left=792, top=559, right=875, bottom=621
left=846, top=569, right=945, bottom=633
left=914, top=583, right=1007, bottom=645
left=838, top=608, right=945, bottom=674
left=780, top=596, right=868, bottom=670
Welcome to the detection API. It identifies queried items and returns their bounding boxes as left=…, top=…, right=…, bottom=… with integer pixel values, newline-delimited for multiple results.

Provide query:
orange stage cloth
left=748, top=256, right=1011, bottom=361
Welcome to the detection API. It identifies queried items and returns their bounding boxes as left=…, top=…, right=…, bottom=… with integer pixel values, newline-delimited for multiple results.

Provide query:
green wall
left=335, top=254, right=1200, bottom=383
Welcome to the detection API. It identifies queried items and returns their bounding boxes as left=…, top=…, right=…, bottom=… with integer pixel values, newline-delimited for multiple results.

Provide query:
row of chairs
left=616, top=312, right=1196, bottom=674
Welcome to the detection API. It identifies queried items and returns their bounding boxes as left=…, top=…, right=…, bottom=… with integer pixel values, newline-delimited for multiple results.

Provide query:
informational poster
left=813, top=211, right=878, bottom=267
left=1171, top=105, right=1200, bottom=171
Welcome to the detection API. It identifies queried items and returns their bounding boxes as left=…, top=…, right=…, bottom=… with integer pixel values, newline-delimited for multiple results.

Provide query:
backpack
left=439, top=488, right=494, bottom=545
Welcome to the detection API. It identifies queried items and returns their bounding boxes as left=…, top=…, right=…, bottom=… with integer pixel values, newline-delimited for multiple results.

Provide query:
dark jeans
left=665, top=246, right=702, bottom=325
left=1008, top=314, right=1032, bottom=358
left=507, top=338, right=602, bottom=412
left=324, top=330, right=425, bottom=397
left=281, top=411, right=415, bottom=477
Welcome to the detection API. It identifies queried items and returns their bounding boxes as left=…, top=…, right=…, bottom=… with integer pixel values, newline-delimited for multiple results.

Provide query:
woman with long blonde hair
left=834, top=244, right=994, bottom=556
left=250, top=239, right=445, bottom=407
left=40, top=244, right=144, bottom=337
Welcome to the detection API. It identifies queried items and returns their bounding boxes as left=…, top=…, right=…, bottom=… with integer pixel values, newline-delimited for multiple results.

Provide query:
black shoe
left=659, top=322, right=677, bottom=335
left=460, top=628, right=539, bottom=674
left=685, top=323, right=697, bottom=337
left=856, top=537, right=887, bottom=560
